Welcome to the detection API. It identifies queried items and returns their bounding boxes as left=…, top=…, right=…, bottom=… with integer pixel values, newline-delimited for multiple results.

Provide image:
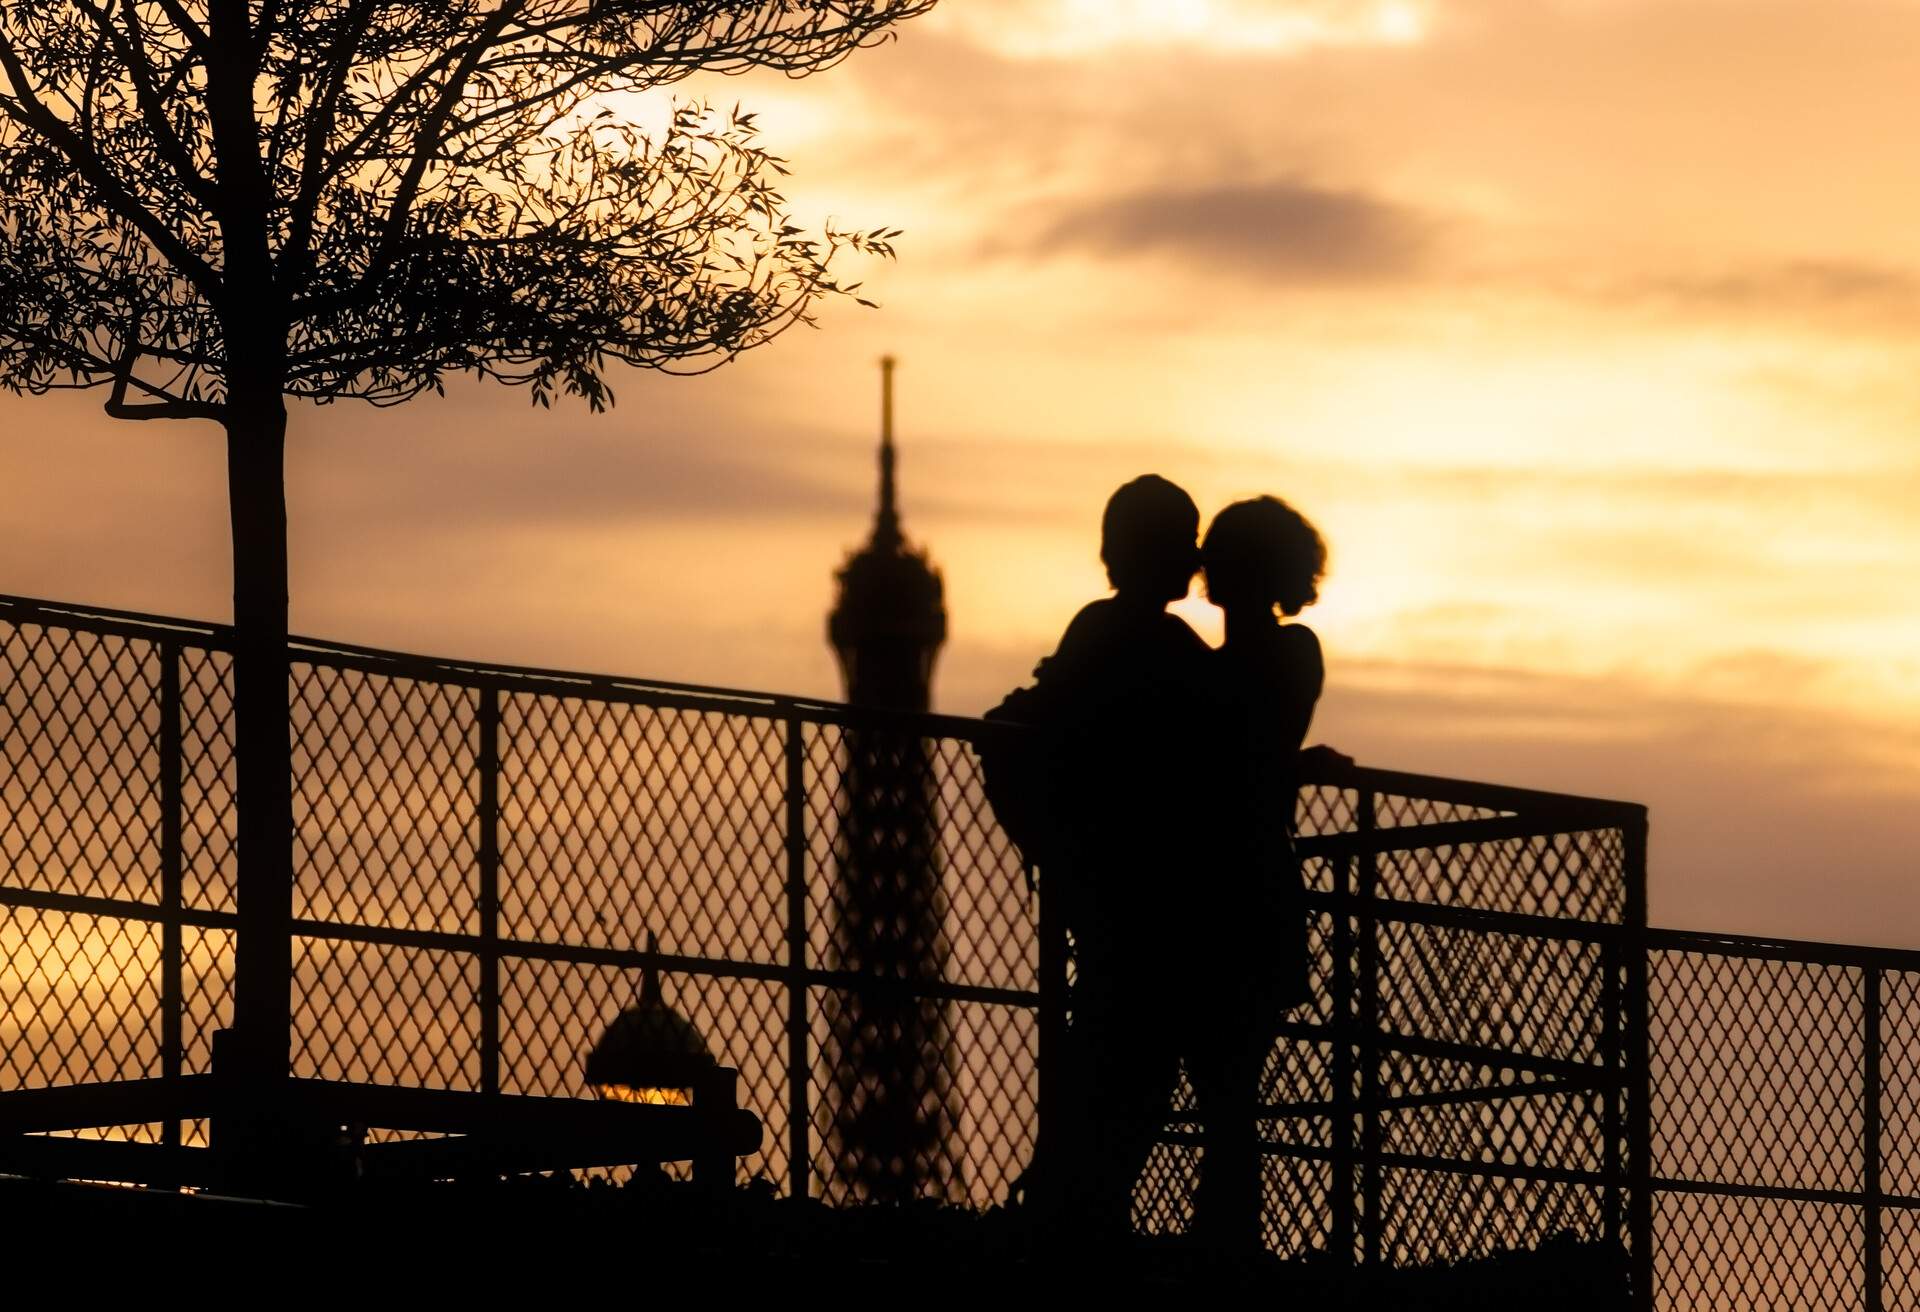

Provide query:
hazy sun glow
left=928, top=0, right=1431, bottom=57
left=4, top=0, right=1919, bottom=945
left=594, top=1083, right=694, bottom=1107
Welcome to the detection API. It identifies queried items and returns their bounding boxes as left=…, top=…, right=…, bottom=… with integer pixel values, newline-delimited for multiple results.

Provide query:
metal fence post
left=1356, top=789, right=1381, bottom=1267
left=1601, top=817, right=1633, bottom=1259
left=1036, top=848, right=1067, bottom=1213
left=1328, top=792, right=1357, bottom=1266
left=1602, top=923, right=1623, bottom=1250
left=1624, top=811, right=1653, bottom=1312
left=785, top=714, right=811, bottom=1199
left=1865, top=966, right=1884, bottom=1312
left=477, top=686, right=501, bottom=1097
left=158, top=642, right=183, bottom=1153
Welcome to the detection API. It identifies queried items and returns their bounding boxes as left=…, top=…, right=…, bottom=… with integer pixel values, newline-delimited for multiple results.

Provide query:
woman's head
left=1202, top=496, right=1326, bottom=617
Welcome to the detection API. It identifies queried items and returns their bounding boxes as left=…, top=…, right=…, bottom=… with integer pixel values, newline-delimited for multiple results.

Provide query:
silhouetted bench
left=0, top=1051, right=760, bottom=1198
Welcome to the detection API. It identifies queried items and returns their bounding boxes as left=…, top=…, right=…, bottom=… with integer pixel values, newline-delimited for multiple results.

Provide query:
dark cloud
left=1026, top=179, right=1436, bottom=280
left=1597, top=259, right=1920, bottom=330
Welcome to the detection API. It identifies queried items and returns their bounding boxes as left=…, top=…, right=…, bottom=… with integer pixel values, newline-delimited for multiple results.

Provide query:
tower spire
left=875, top=355, right=901, bottom=548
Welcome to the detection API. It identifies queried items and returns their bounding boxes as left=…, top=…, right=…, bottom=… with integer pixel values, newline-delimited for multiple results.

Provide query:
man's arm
left=1016, top=602, right=1112, bottom=714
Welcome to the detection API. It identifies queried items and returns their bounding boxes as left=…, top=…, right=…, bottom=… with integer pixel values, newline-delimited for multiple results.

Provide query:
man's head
left=1101, top=475, right=1201, bottom=604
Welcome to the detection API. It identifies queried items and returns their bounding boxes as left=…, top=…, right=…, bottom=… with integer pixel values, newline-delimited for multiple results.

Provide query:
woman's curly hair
left=1202, top=496, right=1327, bottom=617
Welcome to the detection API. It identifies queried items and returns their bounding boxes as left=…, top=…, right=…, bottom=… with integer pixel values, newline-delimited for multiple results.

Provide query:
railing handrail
left=0, top=590, right=229, bottom=645
left=1646, top=925, right=1920, bottom=972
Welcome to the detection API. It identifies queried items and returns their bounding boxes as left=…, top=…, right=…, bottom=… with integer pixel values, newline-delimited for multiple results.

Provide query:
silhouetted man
left=1006, top=474, right=1213, bottom=1244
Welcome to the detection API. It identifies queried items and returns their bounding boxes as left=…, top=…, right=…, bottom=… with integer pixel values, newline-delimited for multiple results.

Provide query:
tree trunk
left=226, top=394, right=291, bottom=1087
left=205, top=0, right=292, bottom=1092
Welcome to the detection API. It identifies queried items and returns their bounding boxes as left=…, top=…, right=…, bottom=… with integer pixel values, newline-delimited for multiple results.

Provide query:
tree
left=0, top=1, right=930, bottom=1083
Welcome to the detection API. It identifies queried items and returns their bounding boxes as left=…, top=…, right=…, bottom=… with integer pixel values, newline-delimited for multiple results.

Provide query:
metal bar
left=1646, top=1175, right=1887, bottom=1208
left=274, top=1077, right=760, bottom=1151
left=1866, top=967, right=1884, bottom=1312
left=0, top=1076, right=218, bottom=1132
left=1368, top=1149, right=1618, bottom=1191
left=1297, top=814, right=1631, bottom=864
left=159, top=643, right=184, bottom=1154
left=1179, top=1048, right=1615, bottom=1123
left=0, top=592, right=231, bottom=645
left=1643, top=927, right=1920, bottom=974
left=693, top=1067, right=742, bottom=1193
left=784, top=714, right=811, bottom=1200
left=1328, top=819, right=1357, bottom=1266
left=1364, top=1032, right=1618, bottom=1086
left=1624, top=813, right=1653, bottom=1312
left=1357, top=788, right=1381, bottom=1267
left=274, top=916, right=1043, bottom=1009
left=0, top=1134, right=214, bottom=1186
left=356, top=1120, right=760, bottom=1181
left=1169, top=1135, right=1624, bottom=1190
left=1036, top=853, right=1067, bottom=1216
left=476, top=687, right=501, bottom=1098
left=1302, top=762, right=1643, bottom=824
left=1301, top=887, right=1634, bottom=947
left=1353, top=1074, right=1616, bottom=1116
left=1602, top=923, right=1624, bottom=1249
left=0, top=882, right=240, bottom=928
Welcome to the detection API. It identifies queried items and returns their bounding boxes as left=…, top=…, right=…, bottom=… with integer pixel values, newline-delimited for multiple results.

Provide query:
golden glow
left=3, top=0, right=1918, bottom=946
left=927, top=0, right=1432, bottom=57
left=594, top=1083, right=694, bottom=1107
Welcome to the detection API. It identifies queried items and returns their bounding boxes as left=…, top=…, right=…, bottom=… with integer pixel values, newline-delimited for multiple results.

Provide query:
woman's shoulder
left=1276, top=622, right=1321, bottom=660
left=1251, top=620, right=1321, bottom=666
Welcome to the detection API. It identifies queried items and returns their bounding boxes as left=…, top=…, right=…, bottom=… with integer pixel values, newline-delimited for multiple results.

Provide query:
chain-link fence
left=4, top=591, right=1658, bottom=1287
left=1646, top=930, right=1920, bottom=1312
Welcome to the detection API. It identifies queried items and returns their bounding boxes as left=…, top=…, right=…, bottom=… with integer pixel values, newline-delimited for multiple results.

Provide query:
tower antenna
left=876, top=355, right=899, bottom=546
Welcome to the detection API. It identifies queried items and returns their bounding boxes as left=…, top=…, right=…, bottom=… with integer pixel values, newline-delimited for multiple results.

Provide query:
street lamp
left=585, top=934, right=717, bottom=1107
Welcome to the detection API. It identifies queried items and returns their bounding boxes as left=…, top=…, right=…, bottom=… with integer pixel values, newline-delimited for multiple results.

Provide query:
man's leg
left=1065, top=943, right=1181, bottom=1244
left=1189, top=1034, right=1269, bottom=1256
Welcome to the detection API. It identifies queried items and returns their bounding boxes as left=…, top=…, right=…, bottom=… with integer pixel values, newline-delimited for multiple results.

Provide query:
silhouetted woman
left=1185, top=494, right=1328, bottom=1254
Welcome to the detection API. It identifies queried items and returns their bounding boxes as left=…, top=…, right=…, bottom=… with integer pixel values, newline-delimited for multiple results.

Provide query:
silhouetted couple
left=993, top=475, right=1337, bottom=1257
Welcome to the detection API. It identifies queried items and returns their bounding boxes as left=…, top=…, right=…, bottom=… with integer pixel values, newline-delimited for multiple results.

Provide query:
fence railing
left=0, top=590, right=1677, bottom=1293
left=1646, top=928, right=1920, bottom=1312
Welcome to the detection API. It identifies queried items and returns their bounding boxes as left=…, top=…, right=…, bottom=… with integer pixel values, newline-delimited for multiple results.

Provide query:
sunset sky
left=3, top=0, right=1917, bottom=944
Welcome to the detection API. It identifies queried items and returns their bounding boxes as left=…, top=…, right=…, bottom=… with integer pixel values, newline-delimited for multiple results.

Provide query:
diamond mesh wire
left=1379, top=1166, right=1606, bottom=1266
left=1376, top=921, right=1606, bottom=1064
left=290, top=936, right=480, bottom=1089
left=179, top=647, right=235, bottom=914
left=1375, top=830, right=1626, bottom=922
left=500, top=694, right=787, bottom=961
left=1133, top=1141, right=1201, bottom=1235
left=1653, top=1193, right=1864, bottom=1312
left=1650, top=950, right=1862, bottom=1193
left=0, top=905, right=163, bottom=1089
left=0, top=622, right=161, bottom=904
left=292, top=665, right=478, bottom=935
left=1883, top=1207, right=1920, bottom=1311
left=1879, top=971, right=1920, bottom=1199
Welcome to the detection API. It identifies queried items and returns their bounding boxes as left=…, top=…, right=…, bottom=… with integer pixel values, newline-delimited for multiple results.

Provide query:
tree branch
left=102, top=311, right=224, bottom=420
left=282, top=0, right=380, bottom=287
left=301, top=1, right=530, bottom=319
left=93, top=0, right=221, bottom=209
left=0, top=27, right=224, bottom=302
